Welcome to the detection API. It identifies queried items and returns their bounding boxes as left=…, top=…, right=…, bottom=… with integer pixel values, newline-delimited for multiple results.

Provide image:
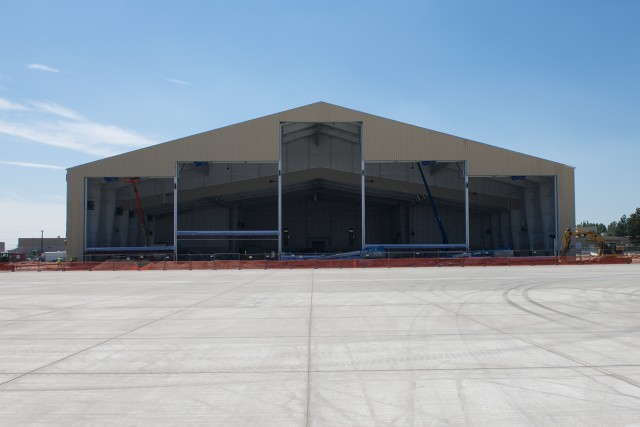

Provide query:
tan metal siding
left=72, top=117, right=281, bottom=177
left=66, top=169, right=84, bottom=259
left=557, top=167, right=576, bottom=233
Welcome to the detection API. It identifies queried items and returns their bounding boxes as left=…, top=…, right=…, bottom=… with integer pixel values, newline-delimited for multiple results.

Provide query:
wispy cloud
left=165, top=78, right=191, bottom=85
left=0, top=160, right=65, bottom=170
left=0, top=98, right=28, bottom=111
left=27, top=64, right=61, bottom=73
left=0, top=96, right=154, bottom=156
left=29, top=100, right=84, bottom=120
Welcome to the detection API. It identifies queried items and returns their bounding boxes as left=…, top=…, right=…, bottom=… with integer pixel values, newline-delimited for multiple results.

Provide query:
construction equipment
left=560, top=228, right=624, bottom=256
left=416, top=162, right=449, bottom=244
left=0, top=252, right=24, bottom=262
left=123, top=178, right=150, bottom=247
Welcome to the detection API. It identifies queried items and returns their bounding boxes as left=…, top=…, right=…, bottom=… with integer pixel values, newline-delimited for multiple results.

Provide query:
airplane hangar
left=65, top=102, right=574, bottom=260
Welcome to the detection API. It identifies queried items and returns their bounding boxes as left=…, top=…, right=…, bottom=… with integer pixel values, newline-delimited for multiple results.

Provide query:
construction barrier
left=1, top=254, right=632, bottom=273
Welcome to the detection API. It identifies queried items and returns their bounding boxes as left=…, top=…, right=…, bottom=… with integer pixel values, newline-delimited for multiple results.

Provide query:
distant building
left=0, top=242, right=5, bottom=252
left=11, top=237, right=66, bottom=256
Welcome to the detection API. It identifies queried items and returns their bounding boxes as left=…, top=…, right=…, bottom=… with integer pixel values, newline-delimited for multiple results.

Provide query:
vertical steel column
left=83, top=177, right=88, bottom=259
left=360, top=124, right=365, bottom=249
left=554, top=175, right=559, bottom=255
left=464, top=161, right=470, bottom=252
left=173, top=162, right=179, bottom=259
left=278, top=124, right=283, bottom=260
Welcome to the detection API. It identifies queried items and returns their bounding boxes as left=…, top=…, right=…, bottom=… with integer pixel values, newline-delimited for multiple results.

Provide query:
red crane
left=123, top=178, right=150, bottom=246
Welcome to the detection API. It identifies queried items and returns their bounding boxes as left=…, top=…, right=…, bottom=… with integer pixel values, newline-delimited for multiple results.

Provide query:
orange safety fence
left=1, top=255, right=633, bottom=272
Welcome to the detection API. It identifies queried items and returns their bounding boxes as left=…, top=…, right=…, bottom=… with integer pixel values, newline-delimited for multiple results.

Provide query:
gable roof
left=69, top=101, right=573, bottom=177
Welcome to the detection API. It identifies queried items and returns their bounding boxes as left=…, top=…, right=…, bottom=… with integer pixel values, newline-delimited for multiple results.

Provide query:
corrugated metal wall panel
left=67, top=102, right=576, bottom=258
left=66, top=169, right=84, bottom=259
left=72, top=116, right=282, bottom=177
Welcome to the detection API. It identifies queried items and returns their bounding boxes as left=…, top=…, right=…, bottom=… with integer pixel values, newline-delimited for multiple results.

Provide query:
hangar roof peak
left=69, top=101, right=573, bottom=172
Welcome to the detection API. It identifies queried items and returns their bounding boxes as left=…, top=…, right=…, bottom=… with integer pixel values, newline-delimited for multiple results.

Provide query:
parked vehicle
left=43, top=251, right=66, bottom=262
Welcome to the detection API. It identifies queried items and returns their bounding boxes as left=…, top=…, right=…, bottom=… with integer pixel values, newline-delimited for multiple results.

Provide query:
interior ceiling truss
left=108, top=166, right=527, bottom=217
left=282, top=122, right=361, bottom=145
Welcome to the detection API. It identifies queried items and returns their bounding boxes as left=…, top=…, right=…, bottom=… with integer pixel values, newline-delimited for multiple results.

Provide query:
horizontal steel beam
left=85, top=246, right=176, bottom=254
left=364, top=244, right=468, bottom=249
left=177, top=230, right=279, bottom=237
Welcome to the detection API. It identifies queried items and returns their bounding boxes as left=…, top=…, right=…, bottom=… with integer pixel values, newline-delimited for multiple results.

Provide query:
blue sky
left=1, top=0, right=639, bottom=249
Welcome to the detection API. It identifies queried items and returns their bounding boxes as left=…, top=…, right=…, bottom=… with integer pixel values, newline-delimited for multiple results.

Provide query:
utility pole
left=40, top=230, right=44, bottom=257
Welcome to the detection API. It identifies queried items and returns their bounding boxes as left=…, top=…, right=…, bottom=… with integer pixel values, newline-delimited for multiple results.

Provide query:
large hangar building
left=66, top=102, right=574, bottom=260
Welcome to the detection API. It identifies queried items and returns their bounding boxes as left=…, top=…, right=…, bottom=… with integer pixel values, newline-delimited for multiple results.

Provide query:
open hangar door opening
left=281, top=122, right=468, bottom=255
left=85, top=177, right=174, bottom=251
left=468, top=176, right=557, bottom=255
left=364, top=161, right=466, bottom=251
left=281, top=122, right=362, bottom=254
left=176, top=162, right=278, bottom=256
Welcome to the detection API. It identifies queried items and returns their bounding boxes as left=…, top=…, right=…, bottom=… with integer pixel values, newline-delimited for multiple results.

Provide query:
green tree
left=616, top=215, right=628, bottom=236
left=627, top=208, right=640, bottom=244
left=607, top=220, right=618, bottom=236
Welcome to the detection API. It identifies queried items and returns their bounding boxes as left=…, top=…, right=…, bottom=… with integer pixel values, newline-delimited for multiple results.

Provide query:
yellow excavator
left=560, top=228, right=623, bottom=256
